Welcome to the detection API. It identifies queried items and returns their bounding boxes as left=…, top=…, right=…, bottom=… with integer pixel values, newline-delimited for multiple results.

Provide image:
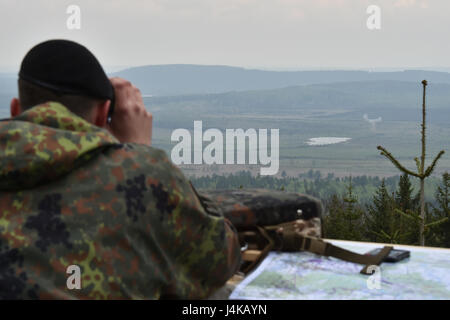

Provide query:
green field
left=147, top=81, right=450, bottom=178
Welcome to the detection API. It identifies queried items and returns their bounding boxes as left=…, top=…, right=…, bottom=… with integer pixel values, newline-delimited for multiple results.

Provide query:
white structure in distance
left=306, top=137, right=351, bottom=146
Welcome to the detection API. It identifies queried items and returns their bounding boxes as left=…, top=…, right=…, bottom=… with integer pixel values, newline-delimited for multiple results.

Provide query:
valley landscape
left=1, top=65, right=449, bottom=179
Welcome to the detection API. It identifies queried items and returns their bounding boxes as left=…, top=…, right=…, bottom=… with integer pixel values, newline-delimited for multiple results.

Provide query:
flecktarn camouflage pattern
left=0, top=102, right=241, bottom=299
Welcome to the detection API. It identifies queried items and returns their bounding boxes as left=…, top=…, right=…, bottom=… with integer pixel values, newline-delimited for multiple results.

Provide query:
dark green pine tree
left=395, top=174, right=414, bottom=212
left=323, top=194, right=346, bottom=239
left=323, top=177, right=364, bottom=241
left=342, top=177, right=365, bottom=241
left=427, top=172, right=450, bottom=247
left=393, top=173, right=420, bottom=244
left=365, top=179, right=398, bottom=243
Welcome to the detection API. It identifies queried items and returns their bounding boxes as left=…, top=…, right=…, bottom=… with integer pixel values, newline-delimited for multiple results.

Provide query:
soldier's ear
left=10, top=98, right=21, bottom=117
left=93, top=99, right=111, bottom=128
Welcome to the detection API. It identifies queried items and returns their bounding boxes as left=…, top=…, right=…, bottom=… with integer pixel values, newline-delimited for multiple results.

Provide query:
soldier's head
left=11, top=40, right=114, bottom=128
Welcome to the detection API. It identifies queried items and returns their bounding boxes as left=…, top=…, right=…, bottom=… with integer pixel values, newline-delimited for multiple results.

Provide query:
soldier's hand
left=107, top=77, right=152, bottom=146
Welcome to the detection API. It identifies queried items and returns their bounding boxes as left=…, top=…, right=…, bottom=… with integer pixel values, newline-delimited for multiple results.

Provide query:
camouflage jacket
left=0, top=102, right=241, bottom=299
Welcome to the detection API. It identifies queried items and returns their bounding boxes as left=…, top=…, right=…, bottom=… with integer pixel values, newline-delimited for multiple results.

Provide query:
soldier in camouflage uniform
left=0, top=40, right=241, bottom=299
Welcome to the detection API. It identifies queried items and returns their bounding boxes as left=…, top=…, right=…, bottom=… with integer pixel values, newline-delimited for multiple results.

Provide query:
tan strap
left=280, top=232, right=393, bottom=275
left=239, top=225, right=393, bottom=275
left=240, top=227, right=275, bottom=274
left=359, top=246, right=393, bottom=275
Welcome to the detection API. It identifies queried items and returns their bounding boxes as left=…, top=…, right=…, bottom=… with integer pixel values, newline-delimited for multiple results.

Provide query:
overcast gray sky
left=1, top=0, right=449, bottom=72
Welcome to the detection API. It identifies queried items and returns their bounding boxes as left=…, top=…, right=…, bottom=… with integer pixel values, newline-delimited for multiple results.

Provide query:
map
left=229, top=240, right=450, bottom=300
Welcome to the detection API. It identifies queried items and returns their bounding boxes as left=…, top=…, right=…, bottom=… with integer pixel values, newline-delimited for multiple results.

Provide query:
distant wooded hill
left=2, top=65, right=450, bottom=123
left=112, top=64, right=450, bottom=96
left=146, top=80, right=450, bottom=124
left=4, top=65, right=450, bottom=97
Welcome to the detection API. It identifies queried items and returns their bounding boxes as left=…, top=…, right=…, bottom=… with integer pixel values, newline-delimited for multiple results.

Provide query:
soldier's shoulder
left=104, top=142, right=171, bottom=165
left=100, top=142, right=187, bottom=183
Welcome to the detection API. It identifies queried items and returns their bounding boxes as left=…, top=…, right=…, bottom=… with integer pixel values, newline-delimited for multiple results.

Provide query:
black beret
left=19, top=39, right=114, bottom=112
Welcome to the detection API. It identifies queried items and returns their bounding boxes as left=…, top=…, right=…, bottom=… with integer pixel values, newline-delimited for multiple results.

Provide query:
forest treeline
left=190, top=170, right=449, bottom=248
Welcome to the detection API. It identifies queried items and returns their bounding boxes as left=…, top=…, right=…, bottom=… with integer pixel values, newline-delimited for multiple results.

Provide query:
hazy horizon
left=4, top=64, right=450, bottom=75
left=2, top=0, right=450, bottom=71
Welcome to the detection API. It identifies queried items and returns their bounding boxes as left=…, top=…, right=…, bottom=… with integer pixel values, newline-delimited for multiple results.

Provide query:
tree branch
left=377, top=146, right=421, bottom=178
left=394, top=208, right=418, bottom=221
left=424, top=217, right=448, bottom=229
left=414, top=157, right=421, bottom=173
left=424, top=150, right=446, bottom=177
